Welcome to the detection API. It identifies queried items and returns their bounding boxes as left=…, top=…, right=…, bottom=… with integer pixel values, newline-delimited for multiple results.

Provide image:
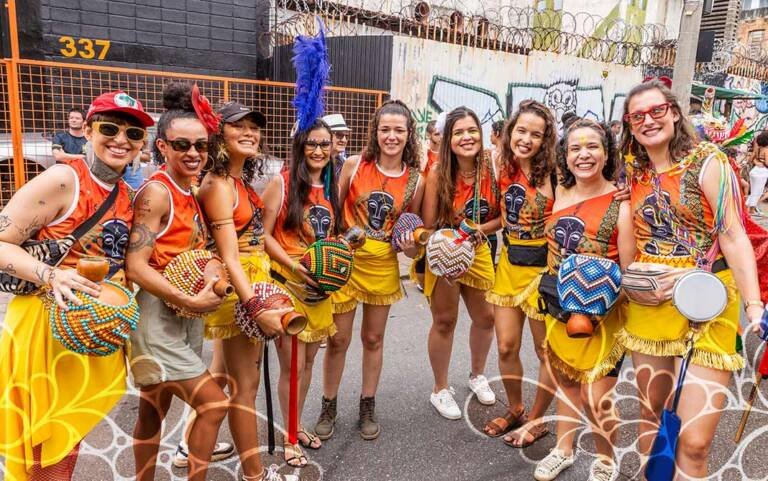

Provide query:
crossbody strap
left=70, top=183, right=120, bottom=240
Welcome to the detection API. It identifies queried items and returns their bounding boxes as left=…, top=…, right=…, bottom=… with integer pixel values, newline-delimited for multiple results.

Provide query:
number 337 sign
left=58, top=36, right=111, bottom=60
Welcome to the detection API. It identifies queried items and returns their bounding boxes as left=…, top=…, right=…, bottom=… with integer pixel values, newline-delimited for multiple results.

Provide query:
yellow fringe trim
left=332, top=298, right=358, bottom=314
left=520, top=302, right=547, bottom=322
left=546, top=342, right=626, bottom=384
left=298, top=323, right=338, bottom=344
left=341, top=284, right=404, bottom=306
left=204, top=324, right=241, bottom=340
left=615, top=329, right=686, bottom=357
left=690, top=348, right=745, bottom=372
left=458, top=276, right=494, bottom=291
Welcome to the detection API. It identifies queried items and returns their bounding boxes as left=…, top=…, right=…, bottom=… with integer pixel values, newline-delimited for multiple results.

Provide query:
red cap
left=86, top=91, right=155, bottom=127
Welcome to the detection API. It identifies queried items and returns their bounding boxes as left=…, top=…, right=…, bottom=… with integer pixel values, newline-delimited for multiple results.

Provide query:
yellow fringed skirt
left=0, top=294, right=126, bottom=480
left=617, top=268, right=744, bottom=372
left=545, top=305, right=626, bottom=383
left=332, top=238, right=403, bottom=314
left=486, top=240, right=548, bottom=321
left=272, top=261, right=336, bottom=344
left=423, top=242, right=495, bottom=299
left=204, top=250, right=271, bottom=340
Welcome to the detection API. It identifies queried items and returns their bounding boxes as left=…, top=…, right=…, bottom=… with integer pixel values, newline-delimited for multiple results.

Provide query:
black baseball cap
left=217, top=102, right=267, bottom=128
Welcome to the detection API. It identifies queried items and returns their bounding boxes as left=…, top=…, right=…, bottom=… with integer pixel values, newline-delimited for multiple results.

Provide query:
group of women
left=0, top=77, right=763, bottom=481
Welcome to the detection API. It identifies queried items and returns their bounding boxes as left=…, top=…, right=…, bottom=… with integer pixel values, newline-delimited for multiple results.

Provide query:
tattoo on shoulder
left=128, top=223, right=158, bottom=253
left=15, top=216, right=45, bottom=240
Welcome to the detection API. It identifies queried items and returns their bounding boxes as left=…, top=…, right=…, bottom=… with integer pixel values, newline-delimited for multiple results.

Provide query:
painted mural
left=723, top=75, right=768, bottom=133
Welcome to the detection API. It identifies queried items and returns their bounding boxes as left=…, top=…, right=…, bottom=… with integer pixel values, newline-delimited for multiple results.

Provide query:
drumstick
left=734, top=329, right=768, bottom=443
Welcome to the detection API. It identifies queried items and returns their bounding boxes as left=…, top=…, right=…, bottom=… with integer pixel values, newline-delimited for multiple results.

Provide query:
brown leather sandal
left=483, top=409, right=526, bottom=438
left=503, top=422, right=549, bottom=448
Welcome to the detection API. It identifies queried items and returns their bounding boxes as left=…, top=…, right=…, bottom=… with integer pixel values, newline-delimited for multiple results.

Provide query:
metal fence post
left=5, top=0, right=26, bottom=191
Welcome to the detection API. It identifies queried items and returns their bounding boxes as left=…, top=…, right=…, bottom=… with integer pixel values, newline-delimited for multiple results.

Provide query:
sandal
left=297, top=428, right=321, bottom=450
left=483, top=408, right=526, bottom=438
left=282, top=443, right=307, bottom=468
left=503, top=421, right=549, bottom=448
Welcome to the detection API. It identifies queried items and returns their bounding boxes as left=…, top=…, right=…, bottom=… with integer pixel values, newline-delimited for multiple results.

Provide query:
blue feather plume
left=292, top=18, right=330, bottom=134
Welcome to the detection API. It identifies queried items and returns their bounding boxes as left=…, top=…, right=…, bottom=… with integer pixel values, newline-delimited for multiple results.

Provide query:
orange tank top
left=423, top=149, right=439, bottom=174
left=498, top=166, right=553, bottom=241
left=630, top=143, right=719, bottom=262
left=545, top=191, right=621, bottom=273
left=273, top=171, right=336, bottom=258
left=446, top=151, right=500, bottom=227
left=34, top=157, right=134, bottom=281
left=142, top=168, right=208, bottom=272
left=343, top=158, right=421, bottom=242
left=232, top=177, right=265, bottom=252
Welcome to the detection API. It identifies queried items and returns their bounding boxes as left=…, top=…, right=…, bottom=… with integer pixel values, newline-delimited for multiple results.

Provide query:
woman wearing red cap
left=0, top=90, right=153, bottom=480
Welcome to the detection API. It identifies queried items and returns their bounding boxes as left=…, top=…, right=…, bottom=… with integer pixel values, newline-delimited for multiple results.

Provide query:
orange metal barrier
left=0, top=59, right=385, bottom=207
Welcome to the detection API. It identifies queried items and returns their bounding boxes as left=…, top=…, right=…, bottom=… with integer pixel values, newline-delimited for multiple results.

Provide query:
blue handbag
left=645, top=346, right=693, bottom=481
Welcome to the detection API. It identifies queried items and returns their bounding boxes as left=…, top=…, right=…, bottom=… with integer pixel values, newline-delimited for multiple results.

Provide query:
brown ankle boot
left=358, top=396, right=380, bottom=440
left=313, top=396, right=337, bottom=440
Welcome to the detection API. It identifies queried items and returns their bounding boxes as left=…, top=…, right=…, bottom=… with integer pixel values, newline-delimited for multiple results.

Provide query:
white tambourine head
left=672, top=270, right=728, bottom=323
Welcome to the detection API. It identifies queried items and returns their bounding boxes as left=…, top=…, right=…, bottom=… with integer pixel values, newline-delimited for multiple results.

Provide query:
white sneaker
left=173, top=441, right=235, bottom=468
left=430, top=387, right=462, bottom=420
left=588, top=458, right=616, bottom=481
left=534, top=449, right=575, bottom=481
left=247, top=464, right=299, bottom=481
left=468, top=374, right=496, bottom=405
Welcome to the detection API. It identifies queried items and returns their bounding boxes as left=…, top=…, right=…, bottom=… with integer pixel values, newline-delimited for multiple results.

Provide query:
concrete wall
left=390, top=35, right=643, bottom=141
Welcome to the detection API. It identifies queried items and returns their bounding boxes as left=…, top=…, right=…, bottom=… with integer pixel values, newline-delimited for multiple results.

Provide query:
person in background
left=609, top=120, right=621, bottom=141
left=747, top=131, right=768, bottom=217
left=322, top=113, right=351, bottom=177
left=122, top=142, right=152, bottom=190
left=52, top=108, right=88, bottom=162
left=560, top=111, right=578, bottom=132
left=489, top=120, right=505, bottom=162
left=423, top=119, right=442, bottom=173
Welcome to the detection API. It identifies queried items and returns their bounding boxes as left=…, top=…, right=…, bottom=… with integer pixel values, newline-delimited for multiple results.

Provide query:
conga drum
left=162, top=249, right=234, bottom=318
left=48, top=257, right=140, bottom=356
left=556, top=254, right=622, bottom=338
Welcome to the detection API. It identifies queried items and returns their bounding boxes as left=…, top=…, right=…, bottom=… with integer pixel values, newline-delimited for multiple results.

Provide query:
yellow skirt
left=423, top=242, right=495, bottom=299
left=204, top=250, right=271, bottom=340
left=617, top=268, right=744, bottom=372
left=486, top=240, right=548, bottom=321
left=545, top=305, right=626, bottom=383
left=272, top=261, right=336, bottom=344
left=332, top=238, right=403, bottom=314
left=0, top=295, right=126, bottom=480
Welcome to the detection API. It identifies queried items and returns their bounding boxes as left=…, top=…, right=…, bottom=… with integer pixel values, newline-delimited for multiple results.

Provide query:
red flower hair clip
left=643, top=75, right=672, bottom=89
left=191, top=84, right=221, bottom=135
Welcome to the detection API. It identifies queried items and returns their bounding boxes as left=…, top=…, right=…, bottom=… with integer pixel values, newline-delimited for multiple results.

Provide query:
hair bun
left=162, top=81, right=194, bottom=111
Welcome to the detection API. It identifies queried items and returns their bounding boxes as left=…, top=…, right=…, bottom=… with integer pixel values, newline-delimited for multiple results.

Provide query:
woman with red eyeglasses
left=617, top=79, right=762, bottom=478
left=0, top=91, right=153, bottom=480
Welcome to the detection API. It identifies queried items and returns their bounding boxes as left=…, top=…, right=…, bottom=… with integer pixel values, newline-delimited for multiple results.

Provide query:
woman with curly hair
left=482, top=100, right=559, bottom=447
left=421, top=106, right=501, bottom=419
left=315, top=100, right=424, bottom=440
left=533, top=119, right=634, bottom=481
left=617, top=79, right=762, bottom=478
left=196, top=102, right=292, bottom=480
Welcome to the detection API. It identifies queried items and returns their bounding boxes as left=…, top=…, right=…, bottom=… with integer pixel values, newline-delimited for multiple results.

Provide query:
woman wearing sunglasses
left=0, top=91, right=152, bottom=480
left=261, top=119, right=341, bottom=467
left=421, top=106, right=500, bottom=420
left=315, top=100, right=424, bottom=441
left=126, top=82, right=228, bottom=481
left=617, top=79, right=762, bottom=478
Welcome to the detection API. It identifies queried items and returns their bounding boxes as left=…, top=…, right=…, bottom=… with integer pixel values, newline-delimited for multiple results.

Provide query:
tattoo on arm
left=0, top=263, right=16, bottom=274
left=0, top=215, right=10, bottom=234
left=128, top=223, right=158, bottom=253
left=135, top=198, right=152, bottom=217
left=15, top=216, right=45, bottom=240
left=34, top=263, right=52, bottom=285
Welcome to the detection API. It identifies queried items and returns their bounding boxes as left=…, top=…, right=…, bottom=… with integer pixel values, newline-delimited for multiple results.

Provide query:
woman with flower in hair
left=126, top=82, right=228, bottom=481
left=197, top=102, right=293, bottom=480
left=0, top=90, right=152, bottom=481
left=618, top=79, right=762, bottom=477
left=421, top=106, right=500, bottom=420
left=315, top=100, right=425, bottom=440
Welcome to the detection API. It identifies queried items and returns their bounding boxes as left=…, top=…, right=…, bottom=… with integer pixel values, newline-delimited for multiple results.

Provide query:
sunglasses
left=165, top=138, right=210, bottom=153
left=334, top=132, right=349, bottom=140
left=623, top=103, right=671, bottom=125
left=305, top=140, right=332, bottom=151
left=92, top=121, right=146, bottom=142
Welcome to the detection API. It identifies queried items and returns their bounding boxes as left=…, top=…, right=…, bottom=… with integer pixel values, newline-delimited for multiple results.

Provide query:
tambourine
left=48, top=257, right=140, bottom=356
left=234, top=282, right=307, bottom=341
left=426, top=228, right=475, bottom=279
left=672, top=270, right=727, bottom=323
left=391, top=213, right=431, bottom=253
left=162, top=249, right=234, bottom=319
left=557, top=254, right=622, bottom=338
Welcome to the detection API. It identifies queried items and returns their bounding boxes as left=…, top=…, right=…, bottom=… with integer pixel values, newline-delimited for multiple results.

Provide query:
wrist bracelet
left=46, top=268, right=56, bottom=287
left=291, top=260, right=298, bottom=273
left=744, top=300, right=764, bottom=309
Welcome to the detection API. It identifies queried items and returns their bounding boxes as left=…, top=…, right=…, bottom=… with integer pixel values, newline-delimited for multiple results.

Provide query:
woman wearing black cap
left=197, top=102, right=292, bottom=480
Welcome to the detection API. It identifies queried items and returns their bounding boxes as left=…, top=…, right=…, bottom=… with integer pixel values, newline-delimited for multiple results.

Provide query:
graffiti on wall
left=723, top=75, right=768, bottom=132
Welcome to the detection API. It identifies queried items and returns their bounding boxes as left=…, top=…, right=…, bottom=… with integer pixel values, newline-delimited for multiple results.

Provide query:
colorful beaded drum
left=391, top=213, right=424, bottom=253
left=557, top=254, right=622, bottom=316
left=235, top=282, right=306, bottom=341
left=162, top=249, right=232, bottom=319
left=47, top=281, right=140, bottom=356
left=426, top=229, right=475, bottom=279
left=299, top=239, right=354, bottom=293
